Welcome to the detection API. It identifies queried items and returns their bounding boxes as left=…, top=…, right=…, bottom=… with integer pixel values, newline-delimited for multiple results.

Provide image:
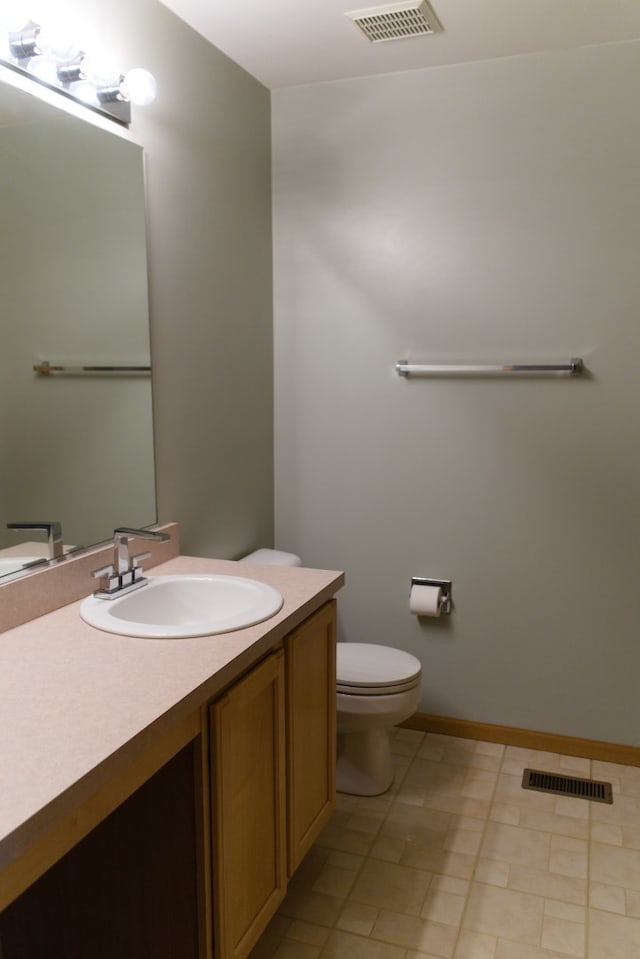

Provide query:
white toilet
left=336, top=643, right=421, bottom=796
left=240, top=549, right=422, bottom=797
left=239, top=547, right=302, bottom=567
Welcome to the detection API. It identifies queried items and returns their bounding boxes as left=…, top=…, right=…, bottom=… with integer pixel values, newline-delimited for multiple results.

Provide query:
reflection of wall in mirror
left=0, top=86, right=156, bottom=552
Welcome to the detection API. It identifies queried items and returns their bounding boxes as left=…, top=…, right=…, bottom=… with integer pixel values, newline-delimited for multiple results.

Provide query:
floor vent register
left=522, top=768, right=613, bottom=804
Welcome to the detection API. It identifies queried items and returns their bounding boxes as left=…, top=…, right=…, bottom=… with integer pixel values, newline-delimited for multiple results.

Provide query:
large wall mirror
left=0, top=72, right=156, bottom=577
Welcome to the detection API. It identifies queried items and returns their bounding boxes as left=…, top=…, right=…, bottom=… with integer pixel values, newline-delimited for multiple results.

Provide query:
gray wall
left=272, top=42, right=640, bottom=745
left=63, top=0, right=274, bottom=559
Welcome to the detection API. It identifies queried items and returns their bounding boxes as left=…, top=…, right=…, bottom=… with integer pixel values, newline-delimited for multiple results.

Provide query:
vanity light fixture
left=0, top=11, right=156, bottom=126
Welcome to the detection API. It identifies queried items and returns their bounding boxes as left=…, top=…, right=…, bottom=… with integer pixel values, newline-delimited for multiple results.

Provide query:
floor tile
left=494, top=772, right=558, bottom=811
left=495, top=941, right=581, bottom=959
left=620, top=822, right=640, bottom=850
left=418, top=736, right=503, bottom=773
left=518, top=805, right=589, bottom=841
left=326, top=850, right=364, bottom=871
left=429, top=874, right=470, bottom=897
left=588, top=908, right=640, bottom=958
left=272, top=941, right=321, bottom=959
left=420, top=888, right=466, bottom=926
left=589, top=821, right=623, bottom=846
left=288, top=845, right=330, bottom=890
left=286, top=920, right=332, bottom=947
left=590, top=842, right=640, bottom=893
left=590, top=793, right=640, bottom=828
left=541, top=907, right=585, bottom=957
left=626, top=889, right=640, bottom=920
left=277, top=887, right=344, bottom=927
left=443, top=824, right=483, bottom=856
left=382, top=800, right=452, bottom=844
left=501, top=746, right=578, bottom=776
left=250, top=730, right=640, bottom=959
left=507, top=863, right=587, bottom=906
left=589, top=880, right=626, bottom=914
left=548, top=834, right=588, bottom=880
left=318, top=929, right=406, bottom=958
left=400, top=839, right=477, bottom=880
left=248, top=914, right=291, bottom=959
left=407, top=952, right=452, bottom=959
left=346, top=809, right=386, bottom=834
left=392, top=728, right=426, bottom=757
left=480, top=821, right=552, bottom=870
left=592, top=761, right=640, bottom=798
left=371, top=909, right=458, bottom=955
left=315, top=820, right=377, bottom=857
left=474, top=857, right=510, bottom=887
left=454, top=929, right=497, bottom=958
left=349, top=858, right=431, bottom=915
left=558, top=755, right=592, bottom=776
left=463, top=883, right=545, bottom=945
left=312, top=863, right=359, bottom=898
left=336, top=901, right=379, bottom=937
left=368, top=835, right=405, bottom=863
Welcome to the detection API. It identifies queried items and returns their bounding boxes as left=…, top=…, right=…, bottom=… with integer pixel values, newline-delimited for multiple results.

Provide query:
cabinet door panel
left=210, top=650, right=286, bottom=959
left=286, top=601, right=336, bottom=874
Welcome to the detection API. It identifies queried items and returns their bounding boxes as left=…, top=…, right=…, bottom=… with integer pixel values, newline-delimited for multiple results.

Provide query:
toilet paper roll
left=409, top=584, right=442, bottom=617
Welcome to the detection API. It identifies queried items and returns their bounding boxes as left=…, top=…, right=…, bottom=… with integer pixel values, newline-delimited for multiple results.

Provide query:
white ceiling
left=158, top=0, right=640, bottom=90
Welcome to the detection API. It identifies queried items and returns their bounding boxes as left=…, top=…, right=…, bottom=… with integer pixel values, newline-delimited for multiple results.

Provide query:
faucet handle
left=131, top=550, right=152, bottom=584
left=131, top=550, right=152, bottom=568
left=91, top=563, right=120, bottom=596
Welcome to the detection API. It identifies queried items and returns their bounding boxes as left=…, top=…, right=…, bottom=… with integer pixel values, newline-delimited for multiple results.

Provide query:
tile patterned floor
left=248, top=729, right=640, bottom=959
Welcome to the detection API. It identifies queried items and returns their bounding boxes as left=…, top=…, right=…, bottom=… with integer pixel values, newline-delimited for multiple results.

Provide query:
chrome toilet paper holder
left=411, top=577, right=453, bottom=615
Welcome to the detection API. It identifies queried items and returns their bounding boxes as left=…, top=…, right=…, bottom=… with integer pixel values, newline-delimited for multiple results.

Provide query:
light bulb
left=35, top=21, right=80, bottom=63
left=0, top=2, right=31, bottom=32
left=80, top=50, right=120, bottom=88
left=121, top=67, right=156, bottom=106
left=26, top=53, right=59, bottom=84
left=69, top=79, right=98, bottom=105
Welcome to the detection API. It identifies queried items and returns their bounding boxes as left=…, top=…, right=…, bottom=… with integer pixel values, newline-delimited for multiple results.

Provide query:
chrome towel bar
left=396, top=358, right=584, bottom=377
left=34, top=361, right=151, bottom=376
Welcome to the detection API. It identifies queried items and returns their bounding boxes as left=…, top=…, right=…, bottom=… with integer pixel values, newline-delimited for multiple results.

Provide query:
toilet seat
left=337, top=643, right=421, bottom=696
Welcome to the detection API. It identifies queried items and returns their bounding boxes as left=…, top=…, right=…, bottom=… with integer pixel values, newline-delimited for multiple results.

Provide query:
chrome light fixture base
left=0, top=52, right=131, bottom=125
left=1, top=17, right=155, bottom=127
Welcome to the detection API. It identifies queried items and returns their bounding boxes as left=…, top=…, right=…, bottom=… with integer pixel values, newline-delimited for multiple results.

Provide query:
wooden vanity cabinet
left=209, top=649, right=287, bottom=959
left=209, top=600, right=337, bottom=959
left=285, top=599, right=336, bottom=875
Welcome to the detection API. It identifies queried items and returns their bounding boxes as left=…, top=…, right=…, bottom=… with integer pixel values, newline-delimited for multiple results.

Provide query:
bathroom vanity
left=0, top=552, right=343, bottom=958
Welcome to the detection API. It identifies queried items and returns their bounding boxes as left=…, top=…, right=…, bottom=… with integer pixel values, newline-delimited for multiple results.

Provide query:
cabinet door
left=209, top=650, right=286, bottom=959
left=286, top=600, right=337, bottom=875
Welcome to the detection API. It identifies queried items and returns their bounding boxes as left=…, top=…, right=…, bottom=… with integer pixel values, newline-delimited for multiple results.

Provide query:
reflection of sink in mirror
left=0, top=557, right=45, bottom=576
left=79, top=574, right=284, bottom=639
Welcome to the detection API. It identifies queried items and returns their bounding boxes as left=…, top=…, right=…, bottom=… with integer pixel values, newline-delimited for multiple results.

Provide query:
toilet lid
left=336, top=643, right=422, bottom=691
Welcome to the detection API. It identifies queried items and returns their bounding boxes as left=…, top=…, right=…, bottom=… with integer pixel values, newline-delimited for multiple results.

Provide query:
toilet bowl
left=336, top=643, right=422, bottom=797
left=239, top=548, right=302, bottom=567
left=239, top=550, right=422, bottom=798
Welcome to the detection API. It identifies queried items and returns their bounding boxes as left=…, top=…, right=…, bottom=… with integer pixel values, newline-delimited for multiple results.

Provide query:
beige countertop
left=0, top=554, right=344, bottom=904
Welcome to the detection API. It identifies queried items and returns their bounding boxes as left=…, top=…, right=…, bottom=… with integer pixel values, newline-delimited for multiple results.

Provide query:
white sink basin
left=79, top=574, right=284, bottom=638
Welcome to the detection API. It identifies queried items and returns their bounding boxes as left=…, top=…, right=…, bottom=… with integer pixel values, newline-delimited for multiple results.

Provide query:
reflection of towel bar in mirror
left=34, top=361, right=151, bottom=376
left=396, top=358, right=584, bottom=377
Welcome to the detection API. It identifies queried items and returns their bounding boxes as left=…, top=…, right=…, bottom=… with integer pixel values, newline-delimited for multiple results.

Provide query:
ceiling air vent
left=345, top=0, right=443, bottom=43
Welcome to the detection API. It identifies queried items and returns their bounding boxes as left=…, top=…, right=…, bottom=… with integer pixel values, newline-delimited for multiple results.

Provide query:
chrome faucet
left=91, top=527, right=170, bottom=598
left=6, top=521, right=64, bottom=561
